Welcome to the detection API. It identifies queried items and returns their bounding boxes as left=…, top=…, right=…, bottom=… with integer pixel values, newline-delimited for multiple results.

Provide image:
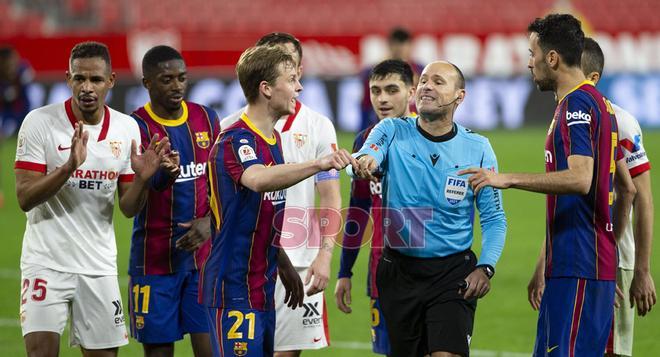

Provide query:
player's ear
left=407, top=85, right=416, bottom=101
left=65, top=70, right=72, bottom=88
left=456, top=89, right=466, bottom=105
left=260, top=80, right=272, bottom=100
left=142, top=77, right=150, bottom=90
left=546, top=50, right=559, bottom=69
left=108, top=72, right=116, bottom=89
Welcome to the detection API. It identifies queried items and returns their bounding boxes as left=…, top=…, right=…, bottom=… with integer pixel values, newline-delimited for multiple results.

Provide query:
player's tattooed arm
left=278, top=249, right=304, bottom=310
left=305, top=180, right=341, bottom=296
left=16, top=121, right=88, bottom=211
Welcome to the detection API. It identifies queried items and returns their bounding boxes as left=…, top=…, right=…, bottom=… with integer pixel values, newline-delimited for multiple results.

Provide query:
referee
left=352, top=61, right=507, bottom=357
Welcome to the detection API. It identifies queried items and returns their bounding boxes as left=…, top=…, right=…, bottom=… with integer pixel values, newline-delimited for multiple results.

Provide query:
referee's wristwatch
left=476, top=264, right=495, bottom=279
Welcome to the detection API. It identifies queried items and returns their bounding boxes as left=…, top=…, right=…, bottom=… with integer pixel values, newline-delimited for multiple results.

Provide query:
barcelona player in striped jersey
left=202, top=45, right=355, bottom=357
left=128, top=46, right=220, bottom=356
left=335, top=59, right=415, bottom=355
left=462, top=14, right=636, bottom=356
left=527, top=38, right=657, bottom=357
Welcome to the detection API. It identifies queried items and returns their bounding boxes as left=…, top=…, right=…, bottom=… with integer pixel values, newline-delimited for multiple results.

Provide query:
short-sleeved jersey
left=338, top=123, right=384, bottom=298
left=355, top=117, right=507, bottom=268
left=129, top=101, right=221, bottom=276
left=201, top=113, right=286, bottom=310
left=544, top=81, right=619, bottom=281
left=613, top=102, right=651, bottom=270
left=15, top=98, right=139, bottom=275
left=221, top=101, right=339, bottom=268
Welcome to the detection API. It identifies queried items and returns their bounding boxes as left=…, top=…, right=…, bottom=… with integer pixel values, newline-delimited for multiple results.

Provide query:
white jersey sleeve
left=15, top=109, right=49, bottom=171
left=220, top=107, right=245, bottom=130
left=613, top=102, right=650, bottom=270
left=614, top=103, right=650, bottom=177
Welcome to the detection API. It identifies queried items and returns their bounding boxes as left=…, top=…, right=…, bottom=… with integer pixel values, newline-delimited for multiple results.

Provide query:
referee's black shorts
left=376, top=247, right=478, bottom=357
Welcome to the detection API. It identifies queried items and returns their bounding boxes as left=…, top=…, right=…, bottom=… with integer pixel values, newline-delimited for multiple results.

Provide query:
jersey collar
left=558, top=80, right=595, bottom=103
left=240, top=112, right=277, bottom=145
left=145, top=101, right=189, bottom=127
left=65, top=98, right=110, bottom=142
left=280, top=100, right=302, bottom=133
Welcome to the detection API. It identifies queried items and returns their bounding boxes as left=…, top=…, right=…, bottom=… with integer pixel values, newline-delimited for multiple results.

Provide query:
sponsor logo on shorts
left=547, top=345, right=559, bottom=353
left=20, top=311, right=26, bottom=325
left=233, top=341, right=248, bottom=356
left=112, top=300, right=125, bottom=326
left=302, top=302, right=322, bottom=327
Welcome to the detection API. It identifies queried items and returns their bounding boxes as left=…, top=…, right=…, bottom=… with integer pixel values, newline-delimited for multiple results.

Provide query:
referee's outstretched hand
left=461, top=268, right=491, bottom=300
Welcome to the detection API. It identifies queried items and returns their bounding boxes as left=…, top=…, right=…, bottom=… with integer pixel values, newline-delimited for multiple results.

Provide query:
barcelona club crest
left=293, top=133, right=307, bottom=148
left=233, top=341, right=248, bottom=356
left=135, top=316, right=144, bottom=329
left=109, top=141, right=122, bottom=159
left=196, top=131, right=210, bottom=149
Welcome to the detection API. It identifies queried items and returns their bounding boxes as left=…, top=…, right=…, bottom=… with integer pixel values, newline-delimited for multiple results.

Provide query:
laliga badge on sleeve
left=238, top=145, right=257, bottom=163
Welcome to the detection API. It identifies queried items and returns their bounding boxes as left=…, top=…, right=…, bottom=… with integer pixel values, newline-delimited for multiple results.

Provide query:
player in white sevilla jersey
left=221, top=32, right=340, bottom=354
left=14, top=41, right=177, bottom=357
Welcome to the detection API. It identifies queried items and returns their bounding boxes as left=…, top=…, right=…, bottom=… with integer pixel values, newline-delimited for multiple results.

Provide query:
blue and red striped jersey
left=544, top=81, right=620, bottom=281
left=201, top=113, right=286, bottom=310
left=338, top=123, right=384, bottom=298
left=129, top=101, right=220, bottom=276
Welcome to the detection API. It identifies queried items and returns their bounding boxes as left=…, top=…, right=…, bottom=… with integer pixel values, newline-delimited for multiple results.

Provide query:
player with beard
left=460, top=14, right=637, bottom=356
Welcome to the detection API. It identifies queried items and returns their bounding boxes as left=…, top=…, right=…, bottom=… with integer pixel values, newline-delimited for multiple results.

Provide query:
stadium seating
left=1, top=0, right=658, bottom=37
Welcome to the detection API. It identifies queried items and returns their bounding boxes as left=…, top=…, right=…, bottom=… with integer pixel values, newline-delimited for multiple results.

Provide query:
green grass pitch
left=1, top=128, right=659, bottom=355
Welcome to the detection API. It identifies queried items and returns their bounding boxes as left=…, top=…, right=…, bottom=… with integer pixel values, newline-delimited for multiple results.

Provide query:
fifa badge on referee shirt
left=233, top=341, right=248, bottom=356
left=445, top=176, right=468, bottom=205
left=195, top=131, right=210, bottom=149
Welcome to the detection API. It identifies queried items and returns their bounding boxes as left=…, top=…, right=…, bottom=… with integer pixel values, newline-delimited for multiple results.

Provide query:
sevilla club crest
left=109, top=141, right=122, bottom=159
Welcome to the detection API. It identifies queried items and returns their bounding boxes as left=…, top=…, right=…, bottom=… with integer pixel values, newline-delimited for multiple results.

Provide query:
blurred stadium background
left=0, top=0, right=659, bottom=355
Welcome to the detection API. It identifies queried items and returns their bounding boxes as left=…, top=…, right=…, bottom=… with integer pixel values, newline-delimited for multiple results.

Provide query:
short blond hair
left=236, top=45, right=295, bottom=104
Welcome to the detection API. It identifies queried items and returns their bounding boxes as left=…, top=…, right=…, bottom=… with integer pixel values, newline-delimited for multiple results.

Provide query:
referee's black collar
left=416, top=120, right=457, bottom=142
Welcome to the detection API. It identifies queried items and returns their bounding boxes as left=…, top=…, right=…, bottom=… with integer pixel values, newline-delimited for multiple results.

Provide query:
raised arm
left=16, top=120, right=88, bottom=211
